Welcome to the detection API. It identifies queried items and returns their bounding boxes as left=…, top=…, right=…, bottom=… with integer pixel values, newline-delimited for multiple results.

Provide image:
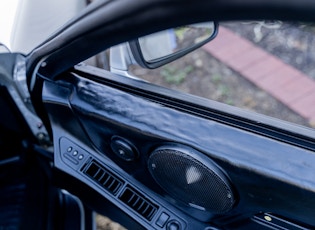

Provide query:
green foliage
left=218, top=84, right=229, bottom=97
left=225, top=99, right=234, bottom=106
left=174, top=27, right=187, bottom=41
left=211, top=73, right=222, bottom=84
left=160, top=65, right=194, bottom=85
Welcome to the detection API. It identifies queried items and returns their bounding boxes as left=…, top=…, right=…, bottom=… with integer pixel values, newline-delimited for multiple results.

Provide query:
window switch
left=156, top=212, right=170, bottom=228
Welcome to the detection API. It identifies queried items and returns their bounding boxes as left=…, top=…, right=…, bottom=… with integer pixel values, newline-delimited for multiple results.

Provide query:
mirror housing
left=129, top=22, right=218, bottom=69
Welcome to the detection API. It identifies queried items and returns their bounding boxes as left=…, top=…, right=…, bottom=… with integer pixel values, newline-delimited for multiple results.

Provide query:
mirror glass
left=138, top=22, right=216, bottom=63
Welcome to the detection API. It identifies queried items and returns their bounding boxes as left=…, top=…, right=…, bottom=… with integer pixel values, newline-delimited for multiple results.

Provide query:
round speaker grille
left=148, top=146, right=235, bottom=214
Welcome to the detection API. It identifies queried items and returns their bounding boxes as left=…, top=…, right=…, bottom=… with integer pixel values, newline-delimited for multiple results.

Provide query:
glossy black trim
left=73, top=65, right=315, bottom=152
left=43, top=70, right=315, bottom=227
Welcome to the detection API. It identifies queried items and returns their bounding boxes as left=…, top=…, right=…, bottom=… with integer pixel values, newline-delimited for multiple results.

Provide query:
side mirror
left=129, top=22, right=218, bottom=69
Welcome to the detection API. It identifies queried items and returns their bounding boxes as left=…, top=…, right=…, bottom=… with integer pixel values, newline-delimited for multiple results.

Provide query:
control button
left=156, top=212, right=170, bottom=228
left=67, top=147, right=72, bottom=152
left=78, top=154, right=84, bottom=160
left=110, top=136, right=139, bottom=161
left=63, top=153, right=79, bottom=165
left=73, top=150, right=78, bottom=156
left=167, top=220, right=181, bottom=230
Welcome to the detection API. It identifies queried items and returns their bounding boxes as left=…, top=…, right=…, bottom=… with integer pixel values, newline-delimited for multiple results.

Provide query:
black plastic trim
left=119, top=186, right=158, bottom=221
left=83, top=160, right=124, bottom=195
left=73, top=66, right=315, bottom=152
left=43, top=75, right=315, bottom=228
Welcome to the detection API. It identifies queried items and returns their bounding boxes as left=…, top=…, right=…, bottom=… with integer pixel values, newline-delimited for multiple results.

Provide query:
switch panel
left=59, top=137, right=89, bottom=170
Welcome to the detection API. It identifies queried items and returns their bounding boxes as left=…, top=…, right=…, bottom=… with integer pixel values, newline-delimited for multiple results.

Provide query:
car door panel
left=1, top=0, right=314, bottom=229
left=41, top=65, right=315, bottom=229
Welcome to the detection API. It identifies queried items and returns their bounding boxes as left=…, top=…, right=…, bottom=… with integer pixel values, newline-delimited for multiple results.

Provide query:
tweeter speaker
left=148, top=145, right=235, bottom=214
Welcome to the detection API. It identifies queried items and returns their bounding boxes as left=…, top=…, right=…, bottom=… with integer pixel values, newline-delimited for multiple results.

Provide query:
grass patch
left=161, top=65, right=194, bottom=84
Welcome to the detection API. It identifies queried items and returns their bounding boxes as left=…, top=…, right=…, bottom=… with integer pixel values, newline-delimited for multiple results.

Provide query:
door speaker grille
left=148, top=146, right=235, bottom=214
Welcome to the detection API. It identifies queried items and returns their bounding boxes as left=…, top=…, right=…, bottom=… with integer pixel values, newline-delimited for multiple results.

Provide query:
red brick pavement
left=203, top=26, right=315, bottom=122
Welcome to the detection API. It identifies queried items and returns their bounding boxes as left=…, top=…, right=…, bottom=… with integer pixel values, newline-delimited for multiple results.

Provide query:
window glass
left=129, top=21, right=315, bottom=129
left=88, top=21, right=315, bottom=129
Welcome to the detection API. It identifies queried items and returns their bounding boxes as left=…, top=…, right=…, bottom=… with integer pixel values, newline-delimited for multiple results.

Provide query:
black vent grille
left=119, top=186, right=158, bottom=221
left=84, top=161, right=124, bottom=195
